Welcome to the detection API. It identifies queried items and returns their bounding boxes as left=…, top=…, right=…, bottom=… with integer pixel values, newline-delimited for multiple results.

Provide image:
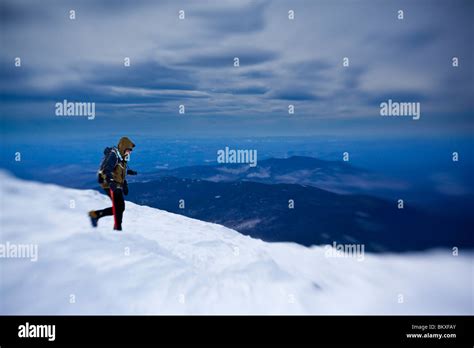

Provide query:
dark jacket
left=100, top=137, right=135, bottom=189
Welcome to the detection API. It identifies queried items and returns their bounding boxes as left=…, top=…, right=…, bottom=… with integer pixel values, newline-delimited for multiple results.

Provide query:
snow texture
left=0, top=171, right=472, bottom=314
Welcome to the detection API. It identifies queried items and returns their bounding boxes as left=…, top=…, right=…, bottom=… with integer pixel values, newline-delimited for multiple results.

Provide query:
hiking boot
left=88, top=210, right=99, bottom=227
left=114, top=226, right=122, bottom=231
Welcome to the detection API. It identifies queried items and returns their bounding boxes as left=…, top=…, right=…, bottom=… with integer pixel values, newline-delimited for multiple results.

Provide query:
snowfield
left=0, top=171, right=472, bottom=314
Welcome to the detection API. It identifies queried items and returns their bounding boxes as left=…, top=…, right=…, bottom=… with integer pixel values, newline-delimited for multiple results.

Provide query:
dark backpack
left=97, top=147, right=117, bottom=183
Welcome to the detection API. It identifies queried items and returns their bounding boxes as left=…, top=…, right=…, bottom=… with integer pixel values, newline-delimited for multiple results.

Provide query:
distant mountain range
left=4, top=154, right=470, bottom=251
left=137, top=156, right=407, bottom=196
left=128, top=157, right=473, bottom=252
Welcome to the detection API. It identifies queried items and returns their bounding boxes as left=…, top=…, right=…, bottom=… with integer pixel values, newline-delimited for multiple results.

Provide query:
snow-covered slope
left=0, top=171, right=472, bottom=314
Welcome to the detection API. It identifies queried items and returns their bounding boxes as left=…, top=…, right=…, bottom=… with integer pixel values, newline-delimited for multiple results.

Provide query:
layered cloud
left=1, top=0, right=472, bottom=136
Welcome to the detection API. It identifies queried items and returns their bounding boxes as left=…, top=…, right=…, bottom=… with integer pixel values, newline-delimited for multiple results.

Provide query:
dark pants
left=95, top=188, right=125, bottom=230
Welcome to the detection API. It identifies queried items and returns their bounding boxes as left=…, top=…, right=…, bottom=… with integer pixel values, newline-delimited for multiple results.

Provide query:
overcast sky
left=1, top=0, right=473, bottom=138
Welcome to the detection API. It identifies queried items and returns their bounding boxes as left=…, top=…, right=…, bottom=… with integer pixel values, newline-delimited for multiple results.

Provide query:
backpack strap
left=100, top=148, right=119, bottom=183
left=113, top=147, right=123, bottom=162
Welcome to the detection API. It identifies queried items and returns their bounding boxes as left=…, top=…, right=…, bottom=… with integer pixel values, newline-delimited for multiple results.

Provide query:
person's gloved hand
left=127, top=169, right=138, bottom=175
left=109, top=180, right=118, bottom=192
left=123, top=180, right=129, bottom=196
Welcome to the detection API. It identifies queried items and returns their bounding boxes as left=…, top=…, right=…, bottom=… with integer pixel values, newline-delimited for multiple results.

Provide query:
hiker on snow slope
left=89, top=137, right=137, bottom=231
